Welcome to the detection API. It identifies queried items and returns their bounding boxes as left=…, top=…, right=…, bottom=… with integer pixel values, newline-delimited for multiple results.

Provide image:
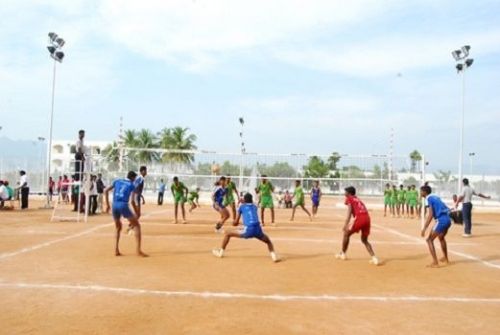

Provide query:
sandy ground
left=0, top=196, right=499, bottom=335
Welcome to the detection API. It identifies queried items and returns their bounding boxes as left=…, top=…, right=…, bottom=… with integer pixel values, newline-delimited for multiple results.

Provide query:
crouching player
left=212, top=193, right=280, bottom=262
left=335, top=186, right=379, bottom=265
left=420, top=185, right=451, bottom=268
left=105, top=171, right=148, bottom=257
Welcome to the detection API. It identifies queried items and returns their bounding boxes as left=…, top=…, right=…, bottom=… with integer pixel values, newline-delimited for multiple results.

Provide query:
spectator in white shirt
left=455, top=178, right=491, bottom=237
left=17, top=170, right=29, bottom=209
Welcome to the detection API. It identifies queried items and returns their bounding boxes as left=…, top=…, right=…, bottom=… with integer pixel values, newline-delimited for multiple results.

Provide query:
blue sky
left=1, top=0, right=500, bottom=173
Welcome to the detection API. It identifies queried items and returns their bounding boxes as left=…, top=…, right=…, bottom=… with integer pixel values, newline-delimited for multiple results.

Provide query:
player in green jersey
left=255, top=175, right=275, bottom=225
left=171, top=176, right=188, bottom=224
left=397, top=184, right=406, bottom=218
left=407, top=185, right=419, bottom=219
left=188, top=187, right=200, bottom=213
left=383, top=183, right=391, bottom=217
left=224, top=175, right=239, bottom=224
left=390, top=185, right=398, bottom=217
left=290, top=180, right=312, bottom=221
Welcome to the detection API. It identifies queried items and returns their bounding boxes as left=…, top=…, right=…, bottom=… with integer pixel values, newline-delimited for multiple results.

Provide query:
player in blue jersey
left=213, top=176, right=230, bottom=232
left=212, top=193, right=280, bottom=262
left=133, top=166, right=147, bottom=219
left=104, top=171, right=148, bottom=257
left=420, top=185, right=451, bottom=268
left=310, top=180, right=322, bottom=217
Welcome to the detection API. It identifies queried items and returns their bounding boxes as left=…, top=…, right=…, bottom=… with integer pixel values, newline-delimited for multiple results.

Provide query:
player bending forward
left=420, top=185, right=451, bottom=268
left=335, top=186, right=379, bottom=265
left=105, top=171, right=148, bottom=257
left=212, top=193, right=280, bottom=262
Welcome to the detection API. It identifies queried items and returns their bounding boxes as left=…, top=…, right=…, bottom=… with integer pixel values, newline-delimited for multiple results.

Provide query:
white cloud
left=273, top=30, right=500, bottom=77
left=97, top=0, right=394, bottom=72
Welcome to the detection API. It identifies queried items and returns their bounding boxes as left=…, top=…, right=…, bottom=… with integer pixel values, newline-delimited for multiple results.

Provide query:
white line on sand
left=371, top=223, right=500, bottom=270
left=88, top=232, right=476, bottom=246
left=0, top=210, right=169, bottom=261
left=0, top=282, right=499, bottom=304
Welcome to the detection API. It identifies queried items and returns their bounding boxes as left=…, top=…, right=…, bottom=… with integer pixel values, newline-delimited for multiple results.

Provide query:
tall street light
left=38, top=137, right=46, bottom=193
left=44, top=32, right=65, bottom=208
left=468, top=152, right=475, bottom=176
left=451, top=45, right=473, bottom=194
left=238, top=117, right=245, bottom=191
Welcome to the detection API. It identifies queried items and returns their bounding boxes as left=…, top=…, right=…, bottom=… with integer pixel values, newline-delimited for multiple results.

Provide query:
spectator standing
left=48, top=177, right=55, bottom=202
left=158, top=179, right=166, bottom=205
left=75, top=130, right=85, bottom=181
left=89, top=175, right=98, bottom=215
left=96, top=173, right=105, bottom=213
left=17, top=171, right=29, bottom=209
left=455, top=178, right=491, bottom=237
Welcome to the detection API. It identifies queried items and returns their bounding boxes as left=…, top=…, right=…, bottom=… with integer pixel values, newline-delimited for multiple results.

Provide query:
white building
left=51, top=140, right=111, bottom=174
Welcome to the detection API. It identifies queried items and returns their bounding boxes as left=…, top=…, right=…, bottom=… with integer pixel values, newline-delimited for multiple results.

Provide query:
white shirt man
left=0, top=184, right=9, bottom=201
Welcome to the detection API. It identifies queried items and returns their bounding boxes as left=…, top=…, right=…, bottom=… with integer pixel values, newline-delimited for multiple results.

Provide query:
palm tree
left=327, top=152, right=341, bottom=171
left=102, top=141, right=120, bottom=169
left=158, top=127, right=197, bottom=164
left=409, top=150, right=422, bottom=172
left=135, top=129, right=160, bottom=164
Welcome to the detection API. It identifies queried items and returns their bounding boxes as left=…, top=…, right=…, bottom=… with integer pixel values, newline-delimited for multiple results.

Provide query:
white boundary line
left=0, top=282, right=499, bottom=304
left=0, top=210, right=169, bottom=261
left=371, top=223, right=500, bottom=270
left=88, top=233, right=477, bottom=246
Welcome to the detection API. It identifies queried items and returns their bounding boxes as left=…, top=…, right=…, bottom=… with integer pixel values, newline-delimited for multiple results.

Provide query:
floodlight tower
left=239, top=117, right=245, bottom=191
left=451, top=45, right=473, bottom=194
left=44, top=32, right=65, bottom=208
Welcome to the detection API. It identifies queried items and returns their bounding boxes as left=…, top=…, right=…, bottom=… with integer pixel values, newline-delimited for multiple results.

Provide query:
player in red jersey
left=335, top=186, right=379, bottom=265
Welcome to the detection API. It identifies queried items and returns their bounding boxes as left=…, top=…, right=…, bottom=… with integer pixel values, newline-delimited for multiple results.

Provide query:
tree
left=258, top=162, right=297, bottom=178
left=340, top=165, right=365, bottom=179
left=327, top=152, right=341, bottom=171
left=409, top=150, right=422, bottom=172
left=303, top=156, right=330, bottom=178
left=135, top=129, right=160, bottom=164
left=434, top=170, right=452, bottom=182
left=158, top=127, right=197, bottom=164
left=102, top=141, right=120, bottom=170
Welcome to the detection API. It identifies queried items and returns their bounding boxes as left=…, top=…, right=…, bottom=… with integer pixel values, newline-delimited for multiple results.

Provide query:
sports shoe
left=369, top=256, right=380, bottom=266
left=462, top=233, right=472, bottom=238
left=212, top=248, right=223, bottom=258
left=335, top=252, right=346, bottom=260
left=126, top=225, right=133, bottom=235
left=270, top=252, right=281, bottom=263
left=214, top=223, right=223, bottom=233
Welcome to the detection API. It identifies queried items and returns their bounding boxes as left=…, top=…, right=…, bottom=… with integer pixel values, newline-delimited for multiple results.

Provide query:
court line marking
left=88, top=233, right=477, bottom=246
left=371, top=223, right=500, bottom=270
left=0, top=281, right=499, bottom=304
left=0, top=210, right=169, bottom=261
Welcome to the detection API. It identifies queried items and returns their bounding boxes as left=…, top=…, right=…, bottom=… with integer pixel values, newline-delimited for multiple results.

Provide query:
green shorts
left=294, top=198, right=305, bottom=207
left=174, top=194, right=186, bottom=204
left=408, top=199, right=417, bottom=207
left=261, top=196, right=274, bottom=209
left=223, top=194, right=235, bottom=206
left=384, top=197, right=391, bottom=205
left=390, top=198, right=397, bottom=206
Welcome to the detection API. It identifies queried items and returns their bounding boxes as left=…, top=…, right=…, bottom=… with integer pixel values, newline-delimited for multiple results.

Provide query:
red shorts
left=349, top=215, right=371, bottom=237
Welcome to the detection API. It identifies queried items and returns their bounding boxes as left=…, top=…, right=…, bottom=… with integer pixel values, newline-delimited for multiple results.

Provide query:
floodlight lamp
left=47, top=46, right=56, bottom=54
left=456, top=63, right=463, bottom=72
left=465, top=58, right=474, bottom=67
left=55, top=37, right=65, bottom=47
left=451, top=49, right=462, bottom=61
left=48, top=32, right=58, bottom=42
left=51, top=51, right=64, bottom=63
left=239, top=117, right=244, bottom=125
left=461, top=45, right=471, bottom=57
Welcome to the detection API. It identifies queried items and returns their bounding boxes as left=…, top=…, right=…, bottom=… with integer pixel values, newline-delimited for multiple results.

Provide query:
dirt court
left=0, top=196, right=499, bottom=335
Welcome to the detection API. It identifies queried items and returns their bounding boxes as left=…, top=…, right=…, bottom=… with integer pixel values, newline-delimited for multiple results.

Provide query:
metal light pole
left=238, top=117, right=245, bottom=192
left=38, top=137, right=46, bottom=194
left=451, top=45, right=473, bottom=195
left=468, top=152, right=475, bottom=176
left=44, top=32, right=65, bottom=208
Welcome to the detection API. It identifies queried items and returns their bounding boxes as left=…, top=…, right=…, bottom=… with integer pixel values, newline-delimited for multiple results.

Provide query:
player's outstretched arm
left=104, top=185, right=114, bottom=213
left=343, top=205, right=352, bottom=232
left=477, top=192, right=491, bottom=199
left=421, top=207, right=434, bottom=237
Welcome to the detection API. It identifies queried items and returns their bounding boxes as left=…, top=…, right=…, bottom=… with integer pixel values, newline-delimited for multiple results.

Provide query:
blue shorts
left=312, top=198, right=320, bottom=207
left=240, top=226, right=264, bottom=239
left=112, top=203, right=134, bottom=220
left=433, top=216, right=452, bottom=234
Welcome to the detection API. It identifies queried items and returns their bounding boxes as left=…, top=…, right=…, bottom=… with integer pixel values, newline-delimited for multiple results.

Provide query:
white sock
left=270, top=252, right=277, bottom=261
